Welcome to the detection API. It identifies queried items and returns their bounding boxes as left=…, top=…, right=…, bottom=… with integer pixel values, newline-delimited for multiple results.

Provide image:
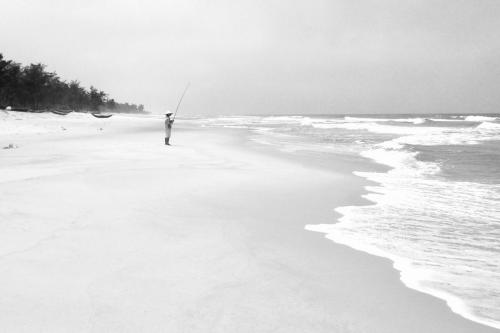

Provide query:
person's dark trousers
left=165, top=137, right=170, bottom=145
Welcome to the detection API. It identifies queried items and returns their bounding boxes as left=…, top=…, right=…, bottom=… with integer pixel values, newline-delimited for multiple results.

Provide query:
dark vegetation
left=0, top=53, right=145, bottom=113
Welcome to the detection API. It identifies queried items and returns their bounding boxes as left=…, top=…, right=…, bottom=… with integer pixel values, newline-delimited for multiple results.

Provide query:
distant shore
left=0, top=113, right=496, bottom=332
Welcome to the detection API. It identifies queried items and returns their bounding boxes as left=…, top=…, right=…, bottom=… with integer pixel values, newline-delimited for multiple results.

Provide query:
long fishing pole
left=173, top=82, right=190, bottom=120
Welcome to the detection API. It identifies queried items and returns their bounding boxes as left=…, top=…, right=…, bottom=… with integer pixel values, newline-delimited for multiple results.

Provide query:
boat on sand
left=91, top=113, right=113, bottom=118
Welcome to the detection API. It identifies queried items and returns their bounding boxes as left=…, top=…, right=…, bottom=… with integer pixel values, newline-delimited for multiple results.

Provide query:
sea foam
left=306, top=116, right=500, bottom=329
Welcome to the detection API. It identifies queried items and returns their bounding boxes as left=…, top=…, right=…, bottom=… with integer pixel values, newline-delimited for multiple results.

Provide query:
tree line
left=0, top=53, right=145, bottom=113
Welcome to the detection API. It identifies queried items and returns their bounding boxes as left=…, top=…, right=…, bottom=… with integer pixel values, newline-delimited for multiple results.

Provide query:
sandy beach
left=0, top=112, right=497, bottom=332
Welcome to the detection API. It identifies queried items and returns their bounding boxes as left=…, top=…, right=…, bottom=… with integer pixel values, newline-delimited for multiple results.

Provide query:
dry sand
left=0, top=112, right=497, bottom=332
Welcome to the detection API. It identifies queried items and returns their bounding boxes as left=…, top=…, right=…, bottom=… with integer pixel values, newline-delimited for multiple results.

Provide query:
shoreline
left=307, top=217, right=500, bottom=331
left=0, top=113, right=497, bottom=332
left=232, top=122, right=500, bottom=331
left=217, top=124, right=498, bottom=332
left=191, top=121, right=500, bottom=331
left=291, top=120, right=500, bottom=330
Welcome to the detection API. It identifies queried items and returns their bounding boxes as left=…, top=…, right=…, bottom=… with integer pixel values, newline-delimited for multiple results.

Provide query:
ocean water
left=195, top=114, right=500, bottom=329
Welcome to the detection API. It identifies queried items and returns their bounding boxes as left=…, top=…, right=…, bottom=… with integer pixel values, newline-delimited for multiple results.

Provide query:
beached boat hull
left=91, top=113, right=113, bottom=118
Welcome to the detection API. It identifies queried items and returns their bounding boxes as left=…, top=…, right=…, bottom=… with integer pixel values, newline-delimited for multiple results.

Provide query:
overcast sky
left=1, top=0, right=500, bottom=115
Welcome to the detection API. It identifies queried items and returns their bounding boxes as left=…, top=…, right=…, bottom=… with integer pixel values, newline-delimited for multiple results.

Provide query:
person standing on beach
left=164, top=112, right=174, bottom=145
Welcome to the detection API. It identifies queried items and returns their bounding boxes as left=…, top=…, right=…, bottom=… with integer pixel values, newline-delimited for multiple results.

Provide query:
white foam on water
left=477, top=121, right=500, bottom=130
left=311, top=119, right=500, bottom=146
left=306, top=117, right=500, bottom=329
left=464, top=115, right=498, bottom=122
left=308, top=165, right=500, bottom=328
left=312, top=121, right=447, bottom=135
left=306, top=218, right=500, bottom=330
